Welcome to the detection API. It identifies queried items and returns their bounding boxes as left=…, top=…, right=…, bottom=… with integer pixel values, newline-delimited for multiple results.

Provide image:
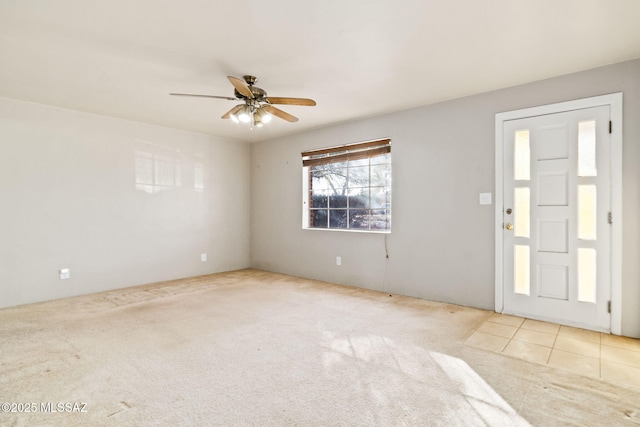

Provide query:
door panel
left=502, top=106, right=611, bottom=331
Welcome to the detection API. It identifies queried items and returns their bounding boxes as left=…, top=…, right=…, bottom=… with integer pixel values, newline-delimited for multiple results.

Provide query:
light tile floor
left=465, top=313, right=640, bottom=389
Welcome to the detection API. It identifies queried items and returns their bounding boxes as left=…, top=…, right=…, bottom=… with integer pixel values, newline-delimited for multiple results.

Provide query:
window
left=302, top=138, right=391, bottom=232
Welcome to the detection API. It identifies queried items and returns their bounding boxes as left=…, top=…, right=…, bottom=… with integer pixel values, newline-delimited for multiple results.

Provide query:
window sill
left=302, top=227, right=391, bottom=235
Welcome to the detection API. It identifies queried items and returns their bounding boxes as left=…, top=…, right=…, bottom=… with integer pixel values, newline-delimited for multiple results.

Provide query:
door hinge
left=608, top=300, right=611, bottom=314
left=609, top=121, right=612, bottom=134
left=608, top=212, right=613, bottom=225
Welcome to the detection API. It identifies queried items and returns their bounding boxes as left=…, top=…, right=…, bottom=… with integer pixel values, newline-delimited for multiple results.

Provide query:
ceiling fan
left=170, top=75, right=316, bottom=127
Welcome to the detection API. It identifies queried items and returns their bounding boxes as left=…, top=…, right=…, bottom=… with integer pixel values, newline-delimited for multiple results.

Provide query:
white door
left=502, top=106, right=611, bottom=331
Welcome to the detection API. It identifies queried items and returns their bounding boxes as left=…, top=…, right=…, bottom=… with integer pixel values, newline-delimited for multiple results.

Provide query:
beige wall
left=1, top=59, right=638, bottom=338
left=250, top=58, right=640, bottom=338
left=0, top=97, right=250, bottom=308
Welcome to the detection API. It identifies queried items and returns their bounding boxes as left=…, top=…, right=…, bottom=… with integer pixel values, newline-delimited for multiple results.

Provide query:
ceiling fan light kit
left=170, top=75, right=316, bottom=128
left=235, top=104, right=252, bottom=123
left=252, top=107, right=272, bottom=127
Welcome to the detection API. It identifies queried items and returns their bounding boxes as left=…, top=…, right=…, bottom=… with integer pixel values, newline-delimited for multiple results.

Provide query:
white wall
left=0, top=97, right=250, bottom=308
left=250, top=58, right=640, bottom=338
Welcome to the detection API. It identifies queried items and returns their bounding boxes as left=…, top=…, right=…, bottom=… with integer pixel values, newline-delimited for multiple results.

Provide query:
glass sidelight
left=514, top=130, right=530, bottom=181
left=514, top=245, right=531, bottom=295
left=577, top=120, right=598, bottom=304
left=578, top=120, right=597, bottom=177
left=514, top=187, right=530, bottom=238
left=578, top=185, right=597, bottom=241
left=578, top=248, right=597, bottom=303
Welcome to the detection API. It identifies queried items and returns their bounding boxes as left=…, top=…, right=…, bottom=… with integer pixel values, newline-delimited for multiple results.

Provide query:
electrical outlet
left=201, top=253, right=207, bottom=262
left=336, top=256, right=341, bottom=266
left=59, top=268, right=70, bottom=280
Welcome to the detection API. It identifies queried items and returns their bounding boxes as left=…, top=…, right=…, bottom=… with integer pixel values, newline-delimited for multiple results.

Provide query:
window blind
left=301, top=138, right=391, bottom=167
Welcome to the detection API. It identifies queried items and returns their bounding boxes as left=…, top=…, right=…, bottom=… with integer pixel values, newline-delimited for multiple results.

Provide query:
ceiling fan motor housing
left=234, top=86, right=266, bottom=101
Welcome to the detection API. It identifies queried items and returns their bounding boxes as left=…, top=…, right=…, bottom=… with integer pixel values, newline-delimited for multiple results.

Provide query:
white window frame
left=302, top=138, right=392, bottom=233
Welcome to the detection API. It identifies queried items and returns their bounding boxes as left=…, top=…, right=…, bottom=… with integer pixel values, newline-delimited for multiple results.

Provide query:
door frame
left=495, top=93, right=623, bottom=334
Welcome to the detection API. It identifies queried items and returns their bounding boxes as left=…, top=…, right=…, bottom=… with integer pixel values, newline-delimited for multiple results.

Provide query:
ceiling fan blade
left=263, top=105, right=298, bottom=122
left=227, top=76, right=254, bottom=98
left=266, top=97, right=316, bottom=106
left=221, top=104, right=243, bottom=119
left=170, top=93, right=237, bottom=100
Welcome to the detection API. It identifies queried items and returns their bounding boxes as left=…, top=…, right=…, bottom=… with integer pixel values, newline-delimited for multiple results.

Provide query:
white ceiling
left=1, top=1, right=639, bottom=143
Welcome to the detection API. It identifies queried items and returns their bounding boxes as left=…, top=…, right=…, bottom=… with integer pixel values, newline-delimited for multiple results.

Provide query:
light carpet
left=1, top=269, right=638, bottom=426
